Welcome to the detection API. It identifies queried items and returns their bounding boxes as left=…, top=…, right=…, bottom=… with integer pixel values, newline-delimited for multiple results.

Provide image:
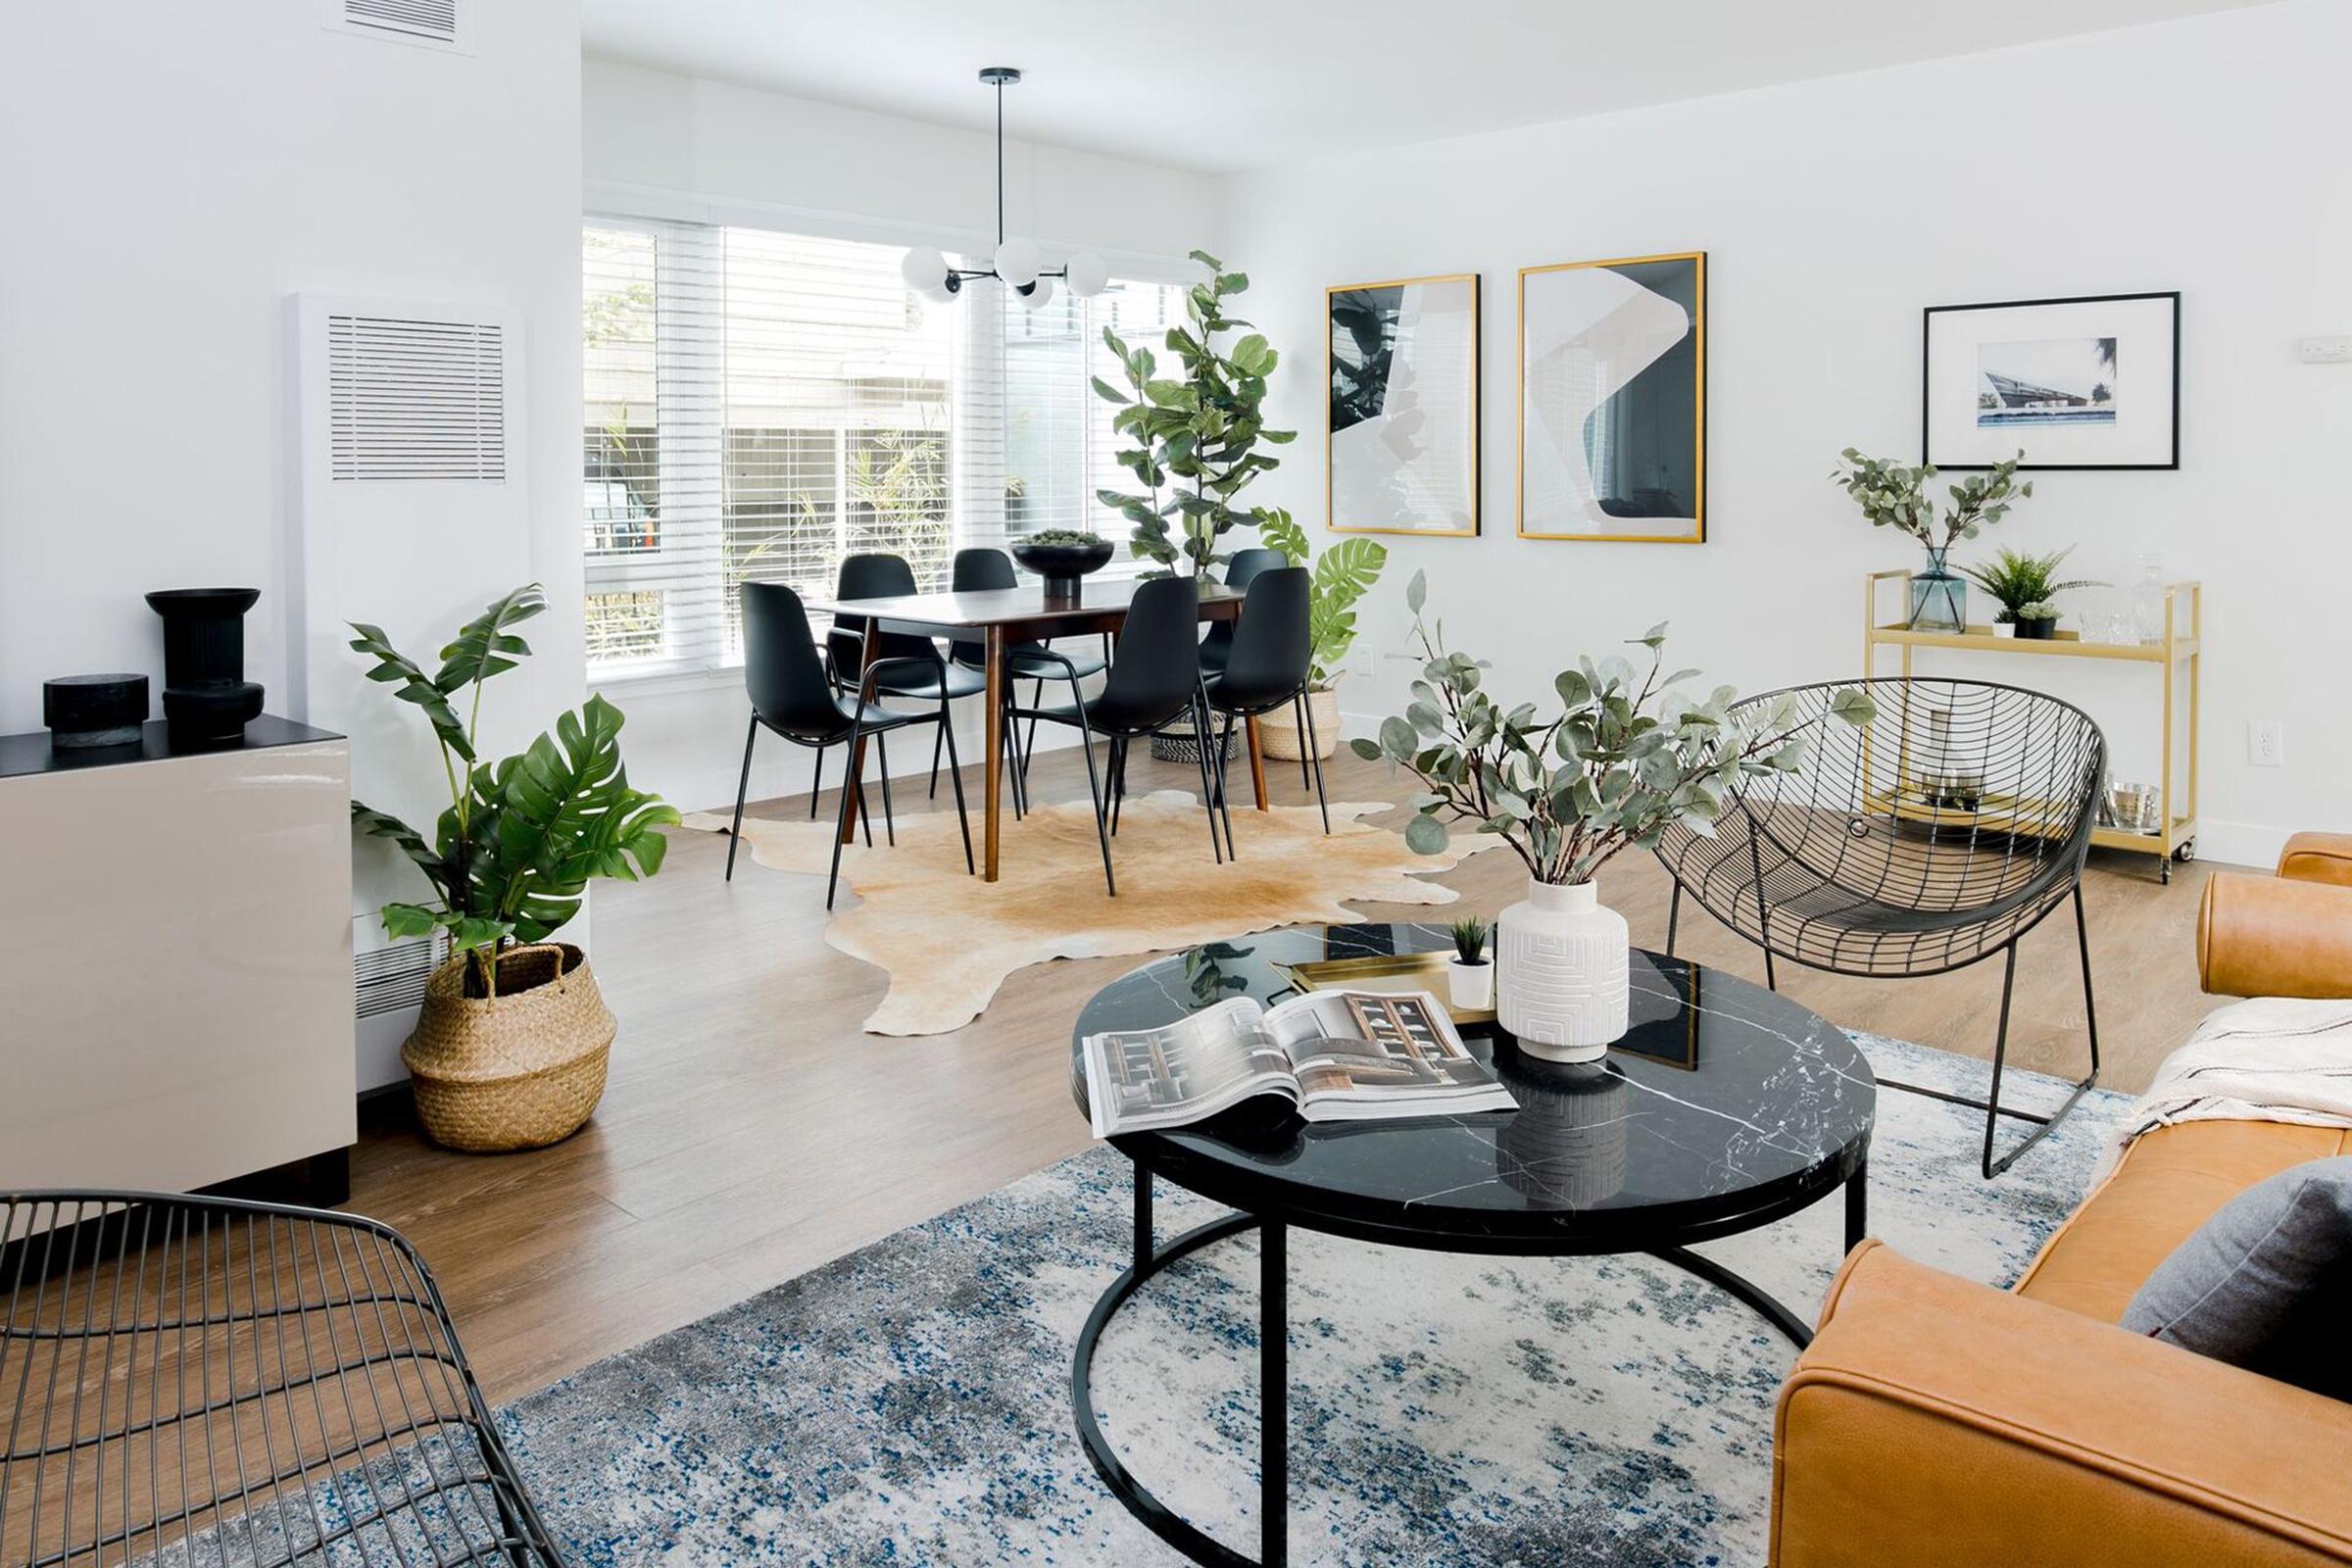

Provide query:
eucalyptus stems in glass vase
left=1355, top=573, right=1875, bottom=1059
left=1830, top=448, right=2034, bottom=632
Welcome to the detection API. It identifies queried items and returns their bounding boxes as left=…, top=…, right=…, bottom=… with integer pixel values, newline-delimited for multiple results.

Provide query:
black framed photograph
left=1326, top=272, right=1481, bottom=536
left=1923, top=291, right=2180, bottom=469
left=1518, top=251, right=1705, bottom=543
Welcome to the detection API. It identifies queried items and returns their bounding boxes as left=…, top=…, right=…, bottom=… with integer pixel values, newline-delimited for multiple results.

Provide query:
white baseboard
left=2183, top=819, right=2287, bottom=873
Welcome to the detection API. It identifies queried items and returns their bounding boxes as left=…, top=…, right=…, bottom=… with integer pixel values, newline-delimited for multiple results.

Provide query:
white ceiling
left=579, top=0, right=2275, bottom=174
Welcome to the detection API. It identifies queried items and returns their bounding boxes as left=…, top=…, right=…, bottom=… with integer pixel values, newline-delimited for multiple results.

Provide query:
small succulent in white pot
left=1446, top=914, right=1494, bottom=1010
left=1355, top=573, right=1875, bottom=1059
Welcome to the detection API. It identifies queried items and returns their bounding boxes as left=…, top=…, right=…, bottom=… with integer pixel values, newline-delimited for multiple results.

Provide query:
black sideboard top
left=0, top=715, right=346, bottom=782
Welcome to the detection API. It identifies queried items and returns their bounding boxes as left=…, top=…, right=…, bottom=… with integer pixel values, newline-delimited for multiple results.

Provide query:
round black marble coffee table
left=1067, top=922, right=1875, bottom=1568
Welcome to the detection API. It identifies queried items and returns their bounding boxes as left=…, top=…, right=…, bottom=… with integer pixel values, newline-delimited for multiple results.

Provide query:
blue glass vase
left=1907, top=547, right=1966, bottom=632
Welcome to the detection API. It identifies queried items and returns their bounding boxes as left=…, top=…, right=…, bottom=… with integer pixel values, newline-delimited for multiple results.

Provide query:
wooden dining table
left=807, top=576, right=1268, bottom=881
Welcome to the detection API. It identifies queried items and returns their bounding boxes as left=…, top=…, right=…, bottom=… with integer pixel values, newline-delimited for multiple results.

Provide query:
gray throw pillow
left=2120, top=1154, right=2352, bottom=1400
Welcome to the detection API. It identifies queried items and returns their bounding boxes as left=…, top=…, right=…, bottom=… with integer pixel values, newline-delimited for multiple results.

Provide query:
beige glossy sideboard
left=0, top=717, right=355, bottom=1211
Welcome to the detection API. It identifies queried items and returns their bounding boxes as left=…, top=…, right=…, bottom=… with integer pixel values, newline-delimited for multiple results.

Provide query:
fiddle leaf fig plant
left=1094, top=250, right=1296, bottom=577
left=1256, top=508, right=1388, bottom=689
left=349, top=584, right=678, bottom=997
left=1351, top=572, right=1877, bottom=885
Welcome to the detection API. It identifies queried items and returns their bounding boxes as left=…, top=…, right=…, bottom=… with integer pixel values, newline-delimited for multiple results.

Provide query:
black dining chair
left=822, top=553, right=987, bottom=808
left=1010, top=574, right=1227, bottom=896
left=1196, top=546, right=1288, bottom=679
left=948, top=545, right=1109, bottom=815
left=1203, top=565, right=1330, bottom=841
left=731, top=580, right=972, bottom=907
left=1654, top=678, right=2107, bottom=1178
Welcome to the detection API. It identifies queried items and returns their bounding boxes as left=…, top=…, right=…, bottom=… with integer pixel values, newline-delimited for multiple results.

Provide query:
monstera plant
left=348, top=585, right=675, bottom=999
left=1251, top=509, right=1388, bottom=762
left=1094, top=249, right=1296, bottom=577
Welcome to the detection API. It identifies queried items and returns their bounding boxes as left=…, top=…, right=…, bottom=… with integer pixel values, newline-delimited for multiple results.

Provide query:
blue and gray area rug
left=500, top=1035, right=2130, bottom=1567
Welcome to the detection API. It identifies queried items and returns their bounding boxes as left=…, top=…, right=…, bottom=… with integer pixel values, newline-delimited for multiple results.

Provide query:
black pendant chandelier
left=900, top=67, right=1107, bottom=309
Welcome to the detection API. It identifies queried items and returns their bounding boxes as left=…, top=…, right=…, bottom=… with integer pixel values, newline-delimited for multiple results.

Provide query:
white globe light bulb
left=1019, top=273, right=1056, bottom=310
left=901, top=246, right=950, bottom=297
left=1063, top=252, right=1109, bottom=298
left=994, top=236, right=1041, bottom=290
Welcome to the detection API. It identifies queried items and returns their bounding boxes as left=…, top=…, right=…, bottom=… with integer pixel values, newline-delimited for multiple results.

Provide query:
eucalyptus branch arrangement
left=1829, top=448, right=2034, bottom=552
left=1353, top=574, right=1876, bottom=886
left=349, top=585, right=677, bottom=998
left=1094, top=250, right=1296, bottom=576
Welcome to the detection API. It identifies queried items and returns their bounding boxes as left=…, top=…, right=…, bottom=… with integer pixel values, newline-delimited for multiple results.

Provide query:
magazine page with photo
left=1082, top=990, right=1514, bottom=1138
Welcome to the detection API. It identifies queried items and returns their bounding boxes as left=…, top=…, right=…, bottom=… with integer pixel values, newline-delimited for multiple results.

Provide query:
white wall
left=1219, top=0, right=2352, bottom=869
left=583, top=58, right=1221, bottom=812
left=0, top=4, right=585, bottom=755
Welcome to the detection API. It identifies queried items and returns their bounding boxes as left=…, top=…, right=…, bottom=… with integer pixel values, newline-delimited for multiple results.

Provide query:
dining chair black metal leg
left=808, top=743, right=825, bottom=819
left=1298, top=691, right=1331, bottom=835
left=1187, top=696, right=1225, bottom=864
left=858, top=776, right=874, bottom=849
left=1075, top=725, right=1116, bottom=897
left=828, top=720, right=862, bottom=909
left=726, top=713, right=758, bottom=882
left=997, top=687, right=1024, bottom=821
left=1292, top=694, right=1312, bottom=789
left=939, top=706, right=975, bottom=875
left=1108, top=736, right=1128, bottom=836
left=928, top=720, right=945, bottom=800
left=875, top=730, right=897, bottom=847
left=1023, top=676, right=1045, bottom=774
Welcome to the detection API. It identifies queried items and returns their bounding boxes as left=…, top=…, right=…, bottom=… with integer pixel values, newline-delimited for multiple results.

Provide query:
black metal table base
left=1071, top=1164, right=1864, bottom=1568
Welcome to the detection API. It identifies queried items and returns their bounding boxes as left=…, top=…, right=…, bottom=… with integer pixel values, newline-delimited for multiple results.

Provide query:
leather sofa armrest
left=2278, top=832, right=2352, bottom=888
left=2200, top=871, right=2352, bottom=999
left=1772, top=1243, right=2352, bottom=1567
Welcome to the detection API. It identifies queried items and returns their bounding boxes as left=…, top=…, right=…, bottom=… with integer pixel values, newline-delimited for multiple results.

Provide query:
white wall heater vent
left=328, top=315, right=507, bottom=482
left=355, top=923, right=446, bottom=1019
left=291, top=292, right=528, bottom=1090
left=326, top=0, right=467, bottom=51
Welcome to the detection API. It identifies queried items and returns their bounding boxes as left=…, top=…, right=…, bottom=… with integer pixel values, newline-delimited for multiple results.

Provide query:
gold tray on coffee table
left=1274, top=951, right=1494, bottom=1028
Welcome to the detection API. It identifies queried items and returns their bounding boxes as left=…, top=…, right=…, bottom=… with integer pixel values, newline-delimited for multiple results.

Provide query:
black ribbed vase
left=145, top=588, right=264, bottom=748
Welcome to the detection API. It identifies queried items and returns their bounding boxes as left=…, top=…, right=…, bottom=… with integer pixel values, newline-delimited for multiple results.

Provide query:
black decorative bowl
left=1010, top=537, right=1115, bottom=601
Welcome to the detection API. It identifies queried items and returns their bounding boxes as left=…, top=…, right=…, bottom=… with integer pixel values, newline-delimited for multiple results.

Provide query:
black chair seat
left=1018, top=690, right=1178, bottom=737
left=862, top=660, right=985, bottom=703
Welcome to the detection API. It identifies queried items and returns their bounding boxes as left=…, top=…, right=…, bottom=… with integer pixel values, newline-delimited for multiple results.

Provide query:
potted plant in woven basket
left=349, top=585, right=677, bottom=1152
left=1357, top=572, right=1873, bottom=1061
left=1251, top=509, right=1386, bottom=761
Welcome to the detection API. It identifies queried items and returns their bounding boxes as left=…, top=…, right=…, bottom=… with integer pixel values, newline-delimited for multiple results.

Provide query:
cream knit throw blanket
left=2099, top=995, right=2352, bottom=1179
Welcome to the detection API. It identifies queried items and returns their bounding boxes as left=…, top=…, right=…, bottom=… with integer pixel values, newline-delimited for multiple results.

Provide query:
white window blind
left=583, top=216, right=1184, bottom=679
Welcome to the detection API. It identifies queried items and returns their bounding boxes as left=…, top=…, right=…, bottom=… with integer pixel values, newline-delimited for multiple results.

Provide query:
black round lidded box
left=43, top=673, right=150, bottom=750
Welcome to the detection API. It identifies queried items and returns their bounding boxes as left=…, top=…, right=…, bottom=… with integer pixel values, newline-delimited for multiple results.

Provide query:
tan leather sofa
left=1771, top=833, right=2352, bottom=1567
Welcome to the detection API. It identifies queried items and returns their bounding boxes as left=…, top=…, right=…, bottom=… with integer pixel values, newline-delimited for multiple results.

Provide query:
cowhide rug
left=682, top=790, right=1472, bottom=1035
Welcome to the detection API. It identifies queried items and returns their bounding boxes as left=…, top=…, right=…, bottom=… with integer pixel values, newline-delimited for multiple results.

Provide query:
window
left=582, top=217, right=1184, bottom=678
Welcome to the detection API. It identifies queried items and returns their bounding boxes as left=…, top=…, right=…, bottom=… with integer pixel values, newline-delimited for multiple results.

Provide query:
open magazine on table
left=1081, top=988, right=1516, bottom=1138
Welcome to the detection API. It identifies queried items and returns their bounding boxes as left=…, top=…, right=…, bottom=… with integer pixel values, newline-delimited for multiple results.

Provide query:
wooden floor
left=348, top=744, right=2235, bottom=1404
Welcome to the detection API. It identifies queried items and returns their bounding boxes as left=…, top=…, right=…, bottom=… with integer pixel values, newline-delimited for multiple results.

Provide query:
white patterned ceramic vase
left=1495, top=878, right=1630, bottom=1063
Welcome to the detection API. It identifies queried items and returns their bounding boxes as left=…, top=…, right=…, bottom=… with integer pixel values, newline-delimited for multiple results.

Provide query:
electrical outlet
left=2248, top=720, right=2285, bottom=767
left=2297, top=335, right=2352, bottom=365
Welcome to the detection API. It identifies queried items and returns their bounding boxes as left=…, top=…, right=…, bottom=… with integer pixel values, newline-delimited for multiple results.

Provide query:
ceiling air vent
left=336, top=0, right=462, bottom=46
left=327, top=315, right=506, bottom=482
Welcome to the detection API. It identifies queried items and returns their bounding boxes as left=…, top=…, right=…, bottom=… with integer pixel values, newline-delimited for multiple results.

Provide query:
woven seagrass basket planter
left=402, top=943, right=614, bottom=1152
left=1256, top=687, right=1340, bottom=762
